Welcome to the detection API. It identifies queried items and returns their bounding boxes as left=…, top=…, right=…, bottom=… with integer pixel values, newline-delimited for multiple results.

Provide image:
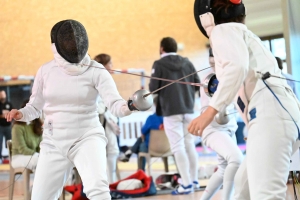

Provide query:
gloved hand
left=127, top=99, right=139, bottom=111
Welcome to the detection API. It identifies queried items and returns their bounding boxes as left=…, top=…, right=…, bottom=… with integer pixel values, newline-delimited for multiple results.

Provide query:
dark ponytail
left=212, top=0, right=246, bottom=25
left=32, top=118, right=43, bottom=136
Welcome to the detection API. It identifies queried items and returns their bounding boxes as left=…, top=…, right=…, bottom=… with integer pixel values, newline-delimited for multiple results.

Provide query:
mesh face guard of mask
left=51, top=19, right=89, bottom=63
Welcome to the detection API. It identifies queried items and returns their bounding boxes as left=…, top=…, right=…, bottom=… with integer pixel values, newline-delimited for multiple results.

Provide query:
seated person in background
left=119, top=96, right=163, bottom=170
left=94, top=53, right=113, bottom=73
left=11, top=100, right=43, bottom=171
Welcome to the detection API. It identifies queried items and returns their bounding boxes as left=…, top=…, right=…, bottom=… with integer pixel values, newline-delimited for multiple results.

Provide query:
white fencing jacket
left=209, top=23, right=292, bottom=125
left=18, top=44, right=131, bottom=155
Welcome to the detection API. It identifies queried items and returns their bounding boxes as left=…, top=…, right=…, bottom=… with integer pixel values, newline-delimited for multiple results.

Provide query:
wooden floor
left=129, top=185, right=298, bottom=200
left=0, top=151, right=299, bottom=200
left=0, top=182, right=298, bottom=200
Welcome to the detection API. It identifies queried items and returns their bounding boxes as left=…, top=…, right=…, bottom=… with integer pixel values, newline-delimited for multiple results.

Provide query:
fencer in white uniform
left=190, top=0, right=300, bottom=199
left=199, top=50, right=243, bottom=200
left=5, top=20, right=139, bottom=200
left=97, top=97, right=120, bottom=184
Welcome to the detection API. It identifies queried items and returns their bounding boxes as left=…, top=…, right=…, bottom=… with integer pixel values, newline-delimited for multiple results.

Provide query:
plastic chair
left=116, top=163, right=121, bottom=180
left=7, top=140, right=33, bottom=200
left=138, top=130, right=176, bottom=176
left=118, top=112, right=152, bottom=147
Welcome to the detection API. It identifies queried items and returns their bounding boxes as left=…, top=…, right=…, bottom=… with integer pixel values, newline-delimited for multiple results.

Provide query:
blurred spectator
left=119, top=96, right=163, bottom=171
left=94, top=53, right=113, bottom=72
left=0, top=90, right=13, bottom=163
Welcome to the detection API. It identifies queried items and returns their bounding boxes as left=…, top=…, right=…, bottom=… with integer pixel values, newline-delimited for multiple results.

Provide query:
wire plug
left=262, top=72, right=271, bottom=80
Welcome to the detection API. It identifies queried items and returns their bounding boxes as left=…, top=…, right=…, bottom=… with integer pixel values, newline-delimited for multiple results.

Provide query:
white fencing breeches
left=163, top=113, right=199, bottom=186
left=234, top=87, right=300, bottom=200
left=201, top=130, right=243, bottom=200
left=31, top=134, right=111, bottom=200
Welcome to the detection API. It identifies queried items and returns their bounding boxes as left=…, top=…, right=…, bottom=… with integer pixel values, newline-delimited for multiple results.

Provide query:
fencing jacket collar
left=51, top=43, right=91, bottom=76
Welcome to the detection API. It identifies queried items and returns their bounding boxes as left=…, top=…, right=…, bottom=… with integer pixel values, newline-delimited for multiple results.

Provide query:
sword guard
left=262, top=72, right=271, bottom=80
left=131, top=89, right=153, bottom=111
left=215, top=109, right=230, bottom=125
left=203, top=73, right=219, bottom=97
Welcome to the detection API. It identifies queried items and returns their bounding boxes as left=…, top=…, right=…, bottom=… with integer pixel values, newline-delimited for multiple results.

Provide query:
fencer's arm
left=93, top=66, right=131, bottom=117
left=149, top=62, right=161, bottom=93
left=18, top=66, right=45, bottom=122
left=209, top=25, right=249, bottom=111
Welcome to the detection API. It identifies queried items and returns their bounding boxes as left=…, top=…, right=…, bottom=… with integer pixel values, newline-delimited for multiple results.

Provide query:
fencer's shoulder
left=90, top=60, right=108, bottom=73
left=42, top=59, right=56, bottom=68
left=211, top=23, right=247, bottom=38
left=37, top=60, right=57, bottom=76
left=90, top=60, right=111, bottom=79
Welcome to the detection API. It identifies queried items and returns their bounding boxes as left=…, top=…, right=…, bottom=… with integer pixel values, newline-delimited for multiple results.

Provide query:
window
left=261, top=40, right=271, bottom=51
left=271, top=38, right=286, bottom=61
left=261, top=35, right=287, bottom=73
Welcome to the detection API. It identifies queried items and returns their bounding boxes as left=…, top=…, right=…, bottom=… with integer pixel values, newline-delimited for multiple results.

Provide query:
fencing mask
left=194, top=0, right=246, bottom=38
left=51, top=20, right=89, bottom=63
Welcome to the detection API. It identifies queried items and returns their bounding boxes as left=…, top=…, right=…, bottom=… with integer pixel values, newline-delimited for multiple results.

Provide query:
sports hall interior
left=0, top=0, right=300, bottom=199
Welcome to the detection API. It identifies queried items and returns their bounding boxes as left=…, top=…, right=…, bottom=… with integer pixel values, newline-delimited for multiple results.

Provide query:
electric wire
left=0, top=154, right=34, bottom=192
left=1, top=67, right=299, bottom=193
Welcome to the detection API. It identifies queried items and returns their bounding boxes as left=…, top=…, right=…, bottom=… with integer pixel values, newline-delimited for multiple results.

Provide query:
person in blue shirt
left=119, top=96, right=163, bottom=171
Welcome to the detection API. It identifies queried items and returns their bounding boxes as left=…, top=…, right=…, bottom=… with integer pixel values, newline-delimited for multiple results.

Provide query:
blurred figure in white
left=95, top=53, right=120, bottom=184
left=197, top=48, right=243, bottom=200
